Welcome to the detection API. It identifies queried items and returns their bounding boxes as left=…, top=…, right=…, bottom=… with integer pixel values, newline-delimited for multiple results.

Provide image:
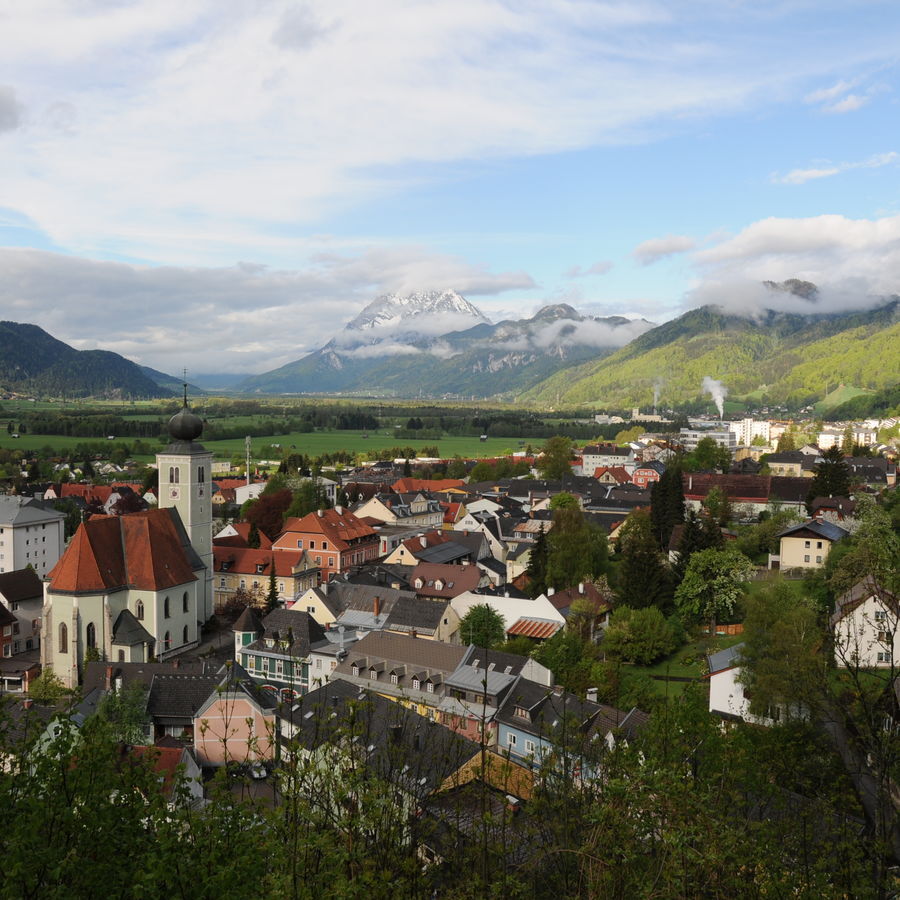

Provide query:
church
left=42, top=394, right=214, bottom=688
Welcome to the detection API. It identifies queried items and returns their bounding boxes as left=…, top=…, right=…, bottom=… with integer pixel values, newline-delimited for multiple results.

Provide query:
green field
left=813, top=383, right=872, bottom=414
left=0, top=429, right=542, bottom=464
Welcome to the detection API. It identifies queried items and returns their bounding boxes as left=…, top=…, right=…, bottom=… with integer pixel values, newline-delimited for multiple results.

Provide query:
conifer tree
left=525, top=523, right=548, bottom=598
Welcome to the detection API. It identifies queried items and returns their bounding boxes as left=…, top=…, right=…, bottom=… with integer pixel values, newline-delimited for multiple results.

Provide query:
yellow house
left=773, top=519, right=849, bottom=571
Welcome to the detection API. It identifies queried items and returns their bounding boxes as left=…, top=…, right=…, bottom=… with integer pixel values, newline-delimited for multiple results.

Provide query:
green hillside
left=520, top=301, right=900, bottom=409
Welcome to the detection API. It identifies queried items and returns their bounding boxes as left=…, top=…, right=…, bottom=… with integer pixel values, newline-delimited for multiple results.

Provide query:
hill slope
left=520, top=300, right=900, bottom=409
left=0, top=322, right=174, bottom=399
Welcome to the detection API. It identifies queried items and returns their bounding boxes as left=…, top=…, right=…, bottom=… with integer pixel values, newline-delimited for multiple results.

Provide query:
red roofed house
left=592, top=466, right=631, bottom=485
left=391, top=477, right=466, bottom=495
left=41, top=508, right=205, bottom=688
left=410, top=562, right=484, bottom=601
left=682, top=473, right=772, bottom=517
left=212, top=547, right=320, bottom=611
left=272, top=506, right=379, bottom=582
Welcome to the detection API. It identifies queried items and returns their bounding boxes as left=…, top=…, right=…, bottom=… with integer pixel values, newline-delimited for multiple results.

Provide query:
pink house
left=193, top=666, right=278, bottom=766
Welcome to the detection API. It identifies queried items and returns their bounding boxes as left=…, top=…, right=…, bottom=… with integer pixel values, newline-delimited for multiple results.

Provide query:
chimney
left=104, top=664, right=113, bottom=690
left=411, top=628, right=417, bottom=640
left=317, top=509, right=323, bottom=517
left=547, top=587, right=555, bottom=597
left=335, top=505, right=343, bottom=515
left=688, top=475, right=692, bottom=491
left=578, top=582, right=584, bottom=594
left=22, top=698, right=33, bottom=710
left=420, top=536, right=427, bottom=548
left=373, top=595, right=381, bottom=619
left=586, top=687, right=598, bottom=703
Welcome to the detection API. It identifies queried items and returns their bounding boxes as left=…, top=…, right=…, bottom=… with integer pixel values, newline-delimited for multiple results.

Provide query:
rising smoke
left=701, top=376, right=728, bottom=418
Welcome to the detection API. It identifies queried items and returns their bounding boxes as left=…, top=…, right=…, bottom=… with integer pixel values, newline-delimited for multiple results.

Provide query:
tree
left=247, top=521, right=261, bottom=549
left=468, top=461, right=496, bottom=482
left=776, top=427, right=797, bottom=452
left=525, top=523, right=548, bottom=598
left=686, top=436, right=731, bottom=472
left=245, top=488, right=292, bottom=541
left=538, top=435, right=574, bottom=481
left=671, top=509, right=723, bottom=584
left=82, top=458, right=95, bottom=478
left=805, top=445, right=851, bottom=513
left=649, top=466, right=684, bottom=549
left=840, top=423, right=855, bottom=452
left=446, top=456, right=467, bottom=479
left=266, top=559, right=280, bottom=613
left=702, top=486, right=732, bottom=527
left=546, top=507, right=607, bottom=590
left=615, top=510, right=672, bottom=610
left=602, top=606, right=679, bottom=665
left=674, top=546, right=754, bottom=634
left=549, top=491, right=578, bottom=510
left=27, top=669, right=67, bottom=704
left=458, top=604, right=505, bottom=648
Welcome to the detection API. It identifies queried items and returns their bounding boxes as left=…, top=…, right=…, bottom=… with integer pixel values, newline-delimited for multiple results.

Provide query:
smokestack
left=373, top=596, right=380, bottom=619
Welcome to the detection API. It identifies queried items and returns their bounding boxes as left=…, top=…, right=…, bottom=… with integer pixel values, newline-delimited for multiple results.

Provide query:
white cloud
left=687, top=213, right=900, bottom=316
left=774, top=150, right=898, bottom=185
left=1, top=2, right=896, bottom=264
left=804, top=79, right=857, bottom=104
left=0, top=86, right=23, bottom=133
left=0, top=246, right=530, bottom=373
left=564, top=260, right=613, bottom=278
left=824, top=93, right=869, bottom=114
left=633, top=234, right=695, bottom=266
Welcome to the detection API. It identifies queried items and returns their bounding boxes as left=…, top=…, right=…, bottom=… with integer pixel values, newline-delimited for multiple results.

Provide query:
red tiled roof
left=218, top=521, right=273, bottom=550
left=391, top=478, right=466, bottom=493
left=48, top=509, right=197, bottom=594
left=400, top=531, right=448, bottom=554
left=442, top=501, right=464, bottom=524
left=212, top=478, right=265, bottom=491
left=682, top=473, right=771, bottom=502
left=593, top=466, right=631, bottom=483
left=60, top=483, right=114, bottom=503
left=410, top=562, right=480, bottom=598
left=214, top=547, right=308, bottom=577
left=506, top=617, right=561, bottom=639
left=276, top=508, right=376, bottom=552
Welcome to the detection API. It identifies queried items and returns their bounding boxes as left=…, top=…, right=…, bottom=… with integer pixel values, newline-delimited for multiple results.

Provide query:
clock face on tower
left=170, top=487, right=180, bottom=500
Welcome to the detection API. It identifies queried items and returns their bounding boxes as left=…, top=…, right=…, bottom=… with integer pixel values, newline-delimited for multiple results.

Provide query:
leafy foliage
left=458, top=604, right=506, bottom=649
left=674, top=546, right=754, bottom=632
left=602, top=606, right=680, bottom=665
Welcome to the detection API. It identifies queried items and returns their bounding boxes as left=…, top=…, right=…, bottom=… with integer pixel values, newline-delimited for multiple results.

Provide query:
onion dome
left=168, top=385, right=203, bottom=441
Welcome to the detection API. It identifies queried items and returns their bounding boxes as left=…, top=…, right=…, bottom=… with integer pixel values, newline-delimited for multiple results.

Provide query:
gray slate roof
left=0, top=568, right=43, bottom=603
left=706, top=642, right=744, bottom=675
left=111, top=609, right=154, bottom=647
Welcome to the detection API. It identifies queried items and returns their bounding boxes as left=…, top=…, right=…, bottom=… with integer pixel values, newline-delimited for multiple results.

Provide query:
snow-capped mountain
left=343, top=289, right=489, bottom=334
left=238, top=292, right=652, bottom=397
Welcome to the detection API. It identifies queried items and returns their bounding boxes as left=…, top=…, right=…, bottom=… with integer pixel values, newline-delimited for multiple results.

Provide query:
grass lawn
left=0, top=429, right=545, bottom=464
left=631, top=632, right=747, bottom=697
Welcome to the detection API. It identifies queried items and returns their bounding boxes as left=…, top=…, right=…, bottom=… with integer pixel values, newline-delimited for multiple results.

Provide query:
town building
left=0, top=496, right=66, bottom=578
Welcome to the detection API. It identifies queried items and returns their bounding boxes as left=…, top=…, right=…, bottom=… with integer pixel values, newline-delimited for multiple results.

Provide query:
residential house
left=212, top=546, right=319, bottom=612
left=631, top=460, right=666, bottom=488
left=278, top=680, right=482, bottom=835
left=383, top=530, right=474, bottom=566
left=353, top=492, right=444, bottom=529
left=765, top=451, right=818, bottom=478
left=272, top=507, right=379, bottom=581
left=0, top=496, right=66, bottom=578
left=410, top=562, right=484, bottom=603
left=580, top=444, right=636, bottom=477
left=592, top=466, right=631, bottom=485
left=706, top=643, right=781, bottom=725
left=233, top=606, right=327, bottom=701
left=0, top=568, right=44, bottom=653
left=770, top=519, right=849, bottom=571
left=391, top=477, right=467, bottom=495
left=42, top=508, right=206, bottom=687
left=449, top=590, right=565, bottom=644
left=193, top=663, right=278, bottom=767
left=546, top=582, right=613, bottom=635
left=494, top=680, right=648, bottom=770
left=830, top=582, right=898, bottom=669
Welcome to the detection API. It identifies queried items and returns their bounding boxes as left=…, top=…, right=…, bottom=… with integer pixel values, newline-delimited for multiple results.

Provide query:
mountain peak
left=530, top=303, right=581, bottom=322
left=345, top=289, right=489, bottom=332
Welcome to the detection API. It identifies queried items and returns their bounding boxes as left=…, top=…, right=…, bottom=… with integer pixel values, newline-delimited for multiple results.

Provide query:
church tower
left=156, top=388, right=214, bottom=620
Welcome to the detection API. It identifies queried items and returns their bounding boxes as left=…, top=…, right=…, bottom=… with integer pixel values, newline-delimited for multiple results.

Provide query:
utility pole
left=245, top=435, right=251, bottom=485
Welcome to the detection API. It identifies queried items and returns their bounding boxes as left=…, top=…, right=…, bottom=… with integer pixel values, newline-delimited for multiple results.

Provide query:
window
left=804, top=540, right=810, bottom=549
left=816, top=541, right=823, bottom=549
left=247, top=655, right=256, bottom=671
left=219, top=577, right=226, bottom=587
left=878, top=631, right=891, bottom=644
left=307, top=605, right=316, bottom=614
left=169, top=466, right=180, bottom=484
left=412, top=678, right=420, bottom=691
left=816, top=556, right=822, bottom=564
left=315, top=658, right=321, bottom=669
left=315, top=557, right=321, bottom=565
left=164, top=596, right=170, bottom=618
left=163, top=631, right=171, bottom=651
left=309, top=540, right=315, bottom=550
left=525, top=739, right=536, bottom=754
left=426, top=682, right=434, bottom=694
left=877, top=651, right=892, bottom=663
left=296, top=539, right=303, bottom=548
left=59, top=623, right=67, bottom=653
left=874, top=610, right=888, bottom=622
left=352, top=665, right=360, bottom=677
left=182, top=592, right=189, bottom=613
left=183, top=625, right=188, bottom=644
left=198, top=466, right=206, bottom=483
left=276, top=659, right=284, bottom=676
left=507, top=733, right=517, bottom=747
left=117, top=650, right=125, bottom=662
left=803, top=555, right=810, bottom=563
left=86, top=622, right=96, bottom=649
left=391, top=673, right=399, bottom=685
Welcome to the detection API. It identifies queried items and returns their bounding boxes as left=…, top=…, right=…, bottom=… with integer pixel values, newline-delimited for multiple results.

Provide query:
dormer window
left=256, top=564, right=265, bottom=574
left=514, top=705, right=530, bottom=719
left=435, top=580, right=444, bottom=591
left=426, top=682, right=435, bottom=694
left=414, top=578, right=423, bottom=589
left=352, top=665, right=360, bottom=677
left=412, top=678, right=420, bottom=691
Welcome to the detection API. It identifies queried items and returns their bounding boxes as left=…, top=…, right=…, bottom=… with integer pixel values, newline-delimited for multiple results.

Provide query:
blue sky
left=0, top=0, right=899, bottom=373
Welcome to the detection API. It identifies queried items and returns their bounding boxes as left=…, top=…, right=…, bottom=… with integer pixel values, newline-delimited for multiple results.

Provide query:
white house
left=830, top=581, right=898, bottom=669
left=706, top=643, right=777, bottom=726
left=449, top=590, right=565, bottom=643
left=0, top=496, right=66, bottom=579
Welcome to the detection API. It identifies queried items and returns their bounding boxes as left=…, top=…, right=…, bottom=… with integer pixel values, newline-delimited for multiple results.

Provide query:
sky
left=1, top=0, right=899, bottom=376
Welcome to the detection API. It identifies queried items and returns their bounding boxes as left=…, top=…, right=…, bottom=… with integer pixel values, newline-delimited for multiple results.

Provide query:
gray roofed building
left=706, top=642, right=744, bottom=676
